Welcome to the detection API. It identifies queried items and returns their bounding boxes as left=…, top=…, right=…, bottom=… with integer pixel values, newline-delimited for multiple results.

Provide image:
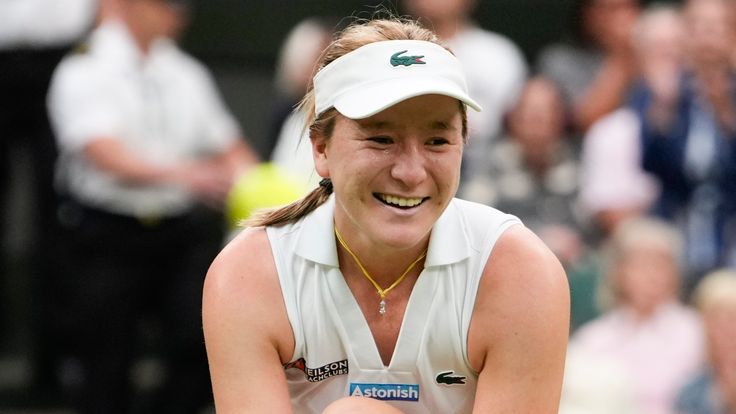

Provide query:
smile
left=375, top=193, right=427, bottom=209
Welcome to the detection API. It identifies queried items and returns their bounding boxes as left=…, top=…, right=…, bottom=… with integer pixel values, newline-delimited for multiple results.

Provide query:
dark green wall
left=176, top=0, right=672, bottom=156
left=181, top=0, right=575, bottom=69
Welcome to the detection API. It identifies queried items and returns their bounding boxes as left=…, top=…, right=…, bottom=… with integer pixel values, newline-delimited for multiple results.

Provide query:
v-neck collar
left=324, top=262, right=439, bottom=370
left=293, top=195, right=472, bottom=369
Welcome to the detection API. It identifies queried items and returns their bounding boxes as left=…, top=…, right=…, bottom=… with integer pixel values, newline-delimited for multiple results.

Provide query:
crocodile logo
left=436, top=371, right=466, bottom=385
left=390, top=50, right=426, bottom=67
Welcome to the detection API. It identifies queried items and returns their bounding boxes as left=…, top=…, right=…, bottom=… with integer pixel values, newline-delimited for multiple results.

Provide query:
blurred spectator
left=46, top=0, right=257, bottom=412
left=0, top=0, right=96, bottom=398
left=458, top=76, right=601, bottom=330
left=401, top=0, right=528, bottom=198
left=676, top=268, right=736, bottom=414
left=565, top=217, right=704, bottom=414
left=579, top=108, right=659, bottom=234
left=537, top=0, right=641, bottom=133
left=460, top=77, right=578, bottom=231
left=269, top=17, right=336, bottom=189
left=560, top=344, right=642, bottom=414
left=629, top=0, right=736, bottom=294
left=579, top=4, right=684, bottom=236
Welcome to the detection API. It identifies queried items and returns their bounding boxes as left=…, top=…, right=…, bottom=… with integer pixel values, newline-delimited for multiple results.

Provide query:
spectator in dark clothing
left=629, top=0, right=736, bottom=293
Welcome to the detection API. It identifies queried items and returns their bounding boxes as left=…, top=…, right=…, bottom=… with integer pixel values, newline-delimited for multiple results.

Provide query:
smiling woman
left=203, top=16, right=570, bottom=414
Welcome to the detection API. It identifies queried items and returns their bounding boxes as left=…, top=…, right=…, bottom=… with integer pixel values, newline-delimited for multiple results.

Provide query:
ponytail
left=243, top=178, right=333, bottom=228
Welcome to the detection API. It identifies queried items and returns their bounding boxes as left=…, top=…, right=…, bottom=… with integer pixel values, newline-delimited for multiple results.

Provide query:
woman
left=676, top=268, right=736, bottom=414
left=563, top=217, right=704, bottom=414
left=203, top=17, right=569, bottom=413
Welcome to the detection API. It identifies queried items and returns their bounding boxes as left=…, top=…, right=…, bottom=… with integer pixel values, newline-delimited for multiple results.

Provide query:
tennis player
left=203, top=17, right=569, bottom=414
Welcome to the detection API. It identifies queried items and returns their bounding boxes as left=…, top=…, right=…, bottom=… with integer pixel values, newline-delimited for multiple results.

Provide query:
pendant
left=379, top=298, right=387, bottom=315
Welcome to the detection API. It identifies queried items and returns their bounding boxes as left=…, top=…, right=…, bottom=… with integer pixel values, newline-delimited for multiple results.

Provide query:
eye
left=367, top=136, right=393, bottom=145
left=426, top=137, right=449, bottom=146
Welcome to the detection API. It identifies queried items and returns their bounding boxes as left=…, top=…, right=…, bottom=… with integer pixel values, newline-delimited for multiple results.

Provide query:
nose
left=390, top=143, right=427, bottom=188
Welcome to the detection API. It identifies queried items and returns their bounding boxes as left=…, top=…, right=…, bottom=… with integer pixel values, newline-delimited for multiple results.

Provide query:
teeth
left=379, top=194, right=423, bottom=207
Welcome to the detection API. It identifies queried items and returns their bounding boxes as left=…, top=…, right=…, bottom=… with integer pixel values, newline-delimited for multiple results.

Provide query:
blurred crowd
left=1, top=0, right=736, bottom=413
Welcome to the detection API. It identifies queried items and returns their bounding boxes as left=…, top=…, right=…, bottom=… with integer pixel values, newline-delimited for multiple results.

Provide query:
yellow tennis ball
left=226, top=162, right=307, bottom=227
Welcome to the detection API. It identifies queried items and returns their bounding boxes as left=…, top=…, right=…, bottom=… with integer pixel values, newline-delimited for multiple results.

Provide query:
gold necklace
left=334, top=226, right=427, bottom=315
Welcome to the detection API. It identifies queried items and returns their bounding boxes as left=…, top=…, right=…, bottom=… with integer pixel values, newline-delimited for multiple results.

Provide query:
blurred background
left=4, top=0, right=736, bottom=413
left=175, top=0, right=576, bottom=156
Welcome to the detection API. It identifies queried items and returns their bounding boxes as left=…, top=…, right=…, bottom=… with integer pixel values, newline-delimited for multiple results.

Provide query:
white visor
left=313, top=40, right=482, bottom=119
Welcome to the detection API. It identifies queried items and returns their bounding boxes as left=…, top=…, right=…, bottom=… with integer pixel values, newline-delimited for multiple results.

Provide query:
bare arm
left=573, top=51, right=637, bottom=132
left=468, top=225, right=570, bottom=413
left=573, top=9, right=638, bottom=133
left=203, top=227, right=295, bottom=413
left=84, top=137, right=258, bottom=206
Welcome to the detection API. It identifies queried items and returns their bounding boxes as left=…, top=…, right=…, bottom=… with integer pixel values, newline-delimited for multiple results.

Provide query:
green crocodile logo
left=390, top=50, right=426, bottom=67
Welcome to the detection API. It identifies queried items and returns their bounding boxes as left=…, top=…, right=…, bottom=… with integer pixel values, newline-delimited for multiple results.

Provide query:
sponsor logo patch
left=349, top=383, right=420, bottom=401
left=283, top=358, right=349, bottom=382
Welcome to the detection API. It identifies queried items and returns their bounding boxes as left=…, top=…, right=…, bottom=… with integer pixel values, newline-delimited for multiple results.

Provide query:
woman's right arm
left=203, top=227, right=296, bottom=413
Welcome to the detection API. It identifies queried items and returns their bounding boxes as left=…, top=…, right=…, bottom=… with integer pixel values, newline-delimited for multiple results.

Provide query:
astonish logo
left=390, top=50, right=426, bottom=67
left=349, top=383, right=420, bottom=401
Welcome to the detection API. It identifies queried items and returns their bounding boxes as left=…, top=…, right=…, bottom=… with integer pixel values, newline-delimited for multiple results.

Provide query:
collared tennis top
left=267, top=195, right=521, bottom=413
left=48, top=21, right=241, bottom=218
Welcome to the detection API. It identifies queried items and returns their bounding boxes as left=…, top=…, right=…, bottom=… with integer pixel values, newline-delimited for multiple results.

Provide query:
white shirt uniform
left=47, top=21, right=241, bottom=218
left=267, top=195, right=521, bottom=413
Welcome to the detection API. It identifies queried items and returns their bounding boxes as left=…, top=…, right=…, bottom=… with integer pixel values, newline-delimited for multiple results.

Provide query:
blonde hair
left=692, top=268, right=736, bottom=312
left=597, top=216, right=683, bottom=308
left=247, top=17, right=467, bottom=228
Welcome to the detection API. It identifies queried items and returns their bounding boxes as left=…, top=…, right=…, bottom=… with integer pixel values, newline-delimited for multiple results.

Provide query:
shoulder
left=51, top=50, right=100, bottom=87
left=468, top=224, right=569, bottom=368
left=466, top=225, right=569, bottom=409
left=204, top=226, right=293, bottom=361
left=205, top=227, right=278, bottom=305
left=48, top=51, right=113, bottom=114
left=484, top=224, right=568, bottom=300
left=209, top=225, right=271, bottom=270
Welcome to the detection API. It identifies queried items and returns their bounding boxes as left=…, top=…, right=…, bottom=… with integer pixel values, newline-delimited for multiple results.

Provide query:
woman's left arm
left=468, top=225, right=570, bottom=413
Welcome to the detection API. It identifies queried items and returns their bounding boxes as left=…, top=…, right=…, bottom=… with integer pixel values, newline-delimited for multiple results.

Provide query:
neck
left=334, top=228, right=429, bottom=288
left=129, top=28, right=153, bottom=55
left=116, top=14, right=154, bottom=55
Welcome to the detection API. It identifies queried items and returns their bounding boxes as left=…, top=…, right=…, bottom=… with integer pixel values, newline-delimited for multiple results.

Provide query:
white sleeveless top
left=267, top=195, right=521, bottom=413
